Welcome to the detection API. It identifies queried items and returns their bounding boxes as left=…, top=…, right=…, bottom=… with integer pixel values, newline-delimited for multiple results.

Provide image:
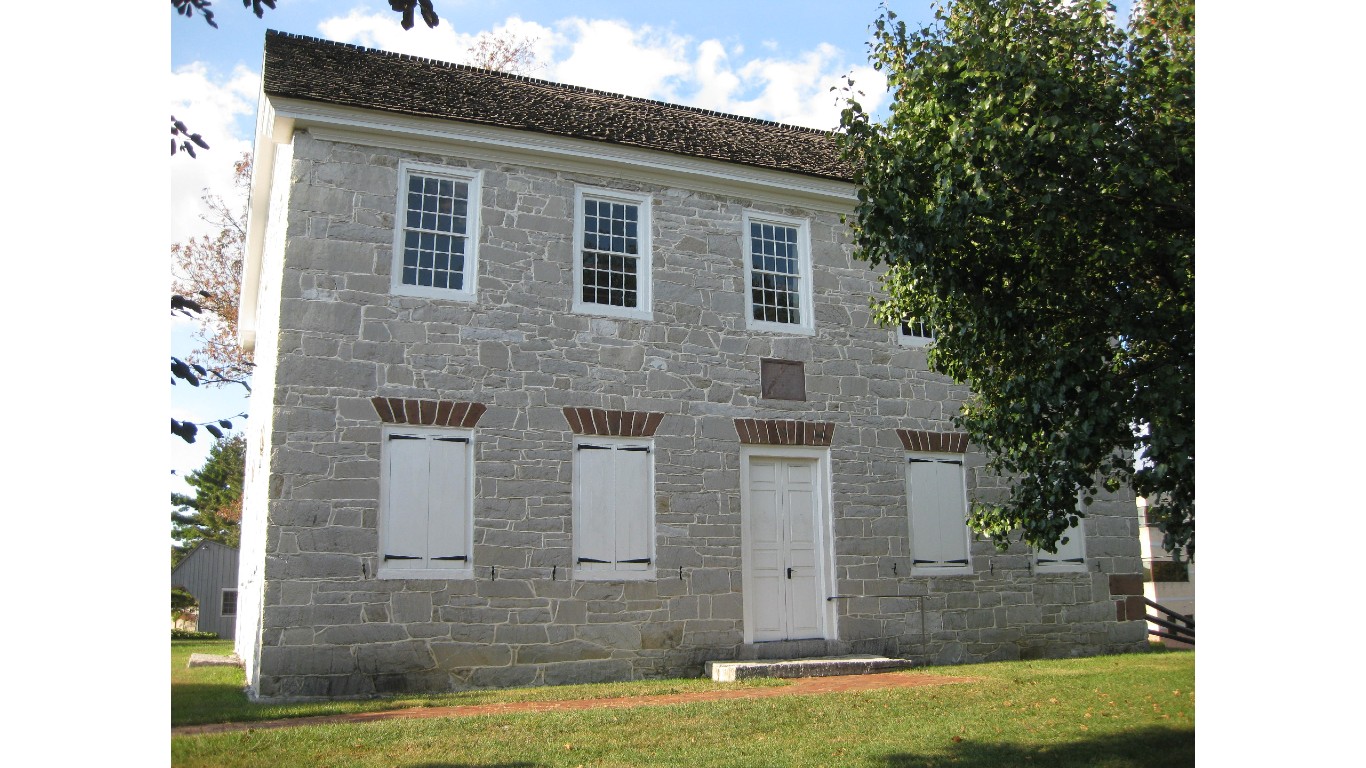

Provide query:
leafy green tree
left=838, top=0, right=1193, bottom=557
left=172, top=435, right=246, bottom=563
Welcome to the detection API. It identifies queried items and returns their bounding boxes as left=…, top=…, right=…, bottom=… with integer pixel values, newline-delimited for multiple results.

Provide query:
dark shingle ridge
left=262, top=30, right=853, bottom=182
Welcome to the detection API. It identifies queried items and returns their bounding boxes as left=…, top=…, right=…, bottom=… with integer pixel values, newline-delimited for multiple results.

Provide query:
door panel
left=745, top=457, right=826, bottom=642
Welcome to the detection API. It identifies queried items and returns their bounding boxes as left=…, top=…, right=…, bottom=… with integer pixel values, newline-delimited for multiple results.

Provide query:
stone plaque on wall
left=760, top=358, right=806, bottom=401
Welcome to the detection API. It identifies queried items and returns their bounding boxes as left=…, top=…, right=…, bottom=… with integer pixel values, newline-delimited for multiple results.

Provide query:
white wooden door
left=746, top=458, right=824, bottom=641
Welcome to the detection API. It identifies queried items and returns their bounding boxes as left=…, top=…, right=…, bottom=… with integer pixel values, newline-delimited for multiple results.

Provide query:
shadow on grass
left=883, top=724, right=1194, bottom=768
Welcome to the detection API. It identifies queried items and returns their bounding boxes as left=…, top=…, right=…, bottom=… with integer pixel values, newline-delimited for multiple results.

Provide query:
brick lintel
left=370, top=397, right=486, bottom=428
left=733, top=418, right=835, bottom=447
left=561, top=407, right=665, bottom=437
left=896, top=429, right=969, bottom=453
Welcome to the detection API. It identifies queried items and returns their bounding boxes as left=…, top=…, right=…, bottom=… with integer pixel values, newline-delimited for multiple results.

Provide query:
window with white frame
left=573, top=187, right=652, bottom=320
left=905, top=454, right=973, bottom=575
left=744, top=212, right=814, bottom=334
left=391, top=161, right=481, bottom=301
left=220, top=588, right=238, bottom=617
left=1034, top=517, right=1087, bottom=573
left=899, top=318, right=935, bottom=347
left=378, top=426, right=475, bottom=579
left=572, top=437, right=655, bottom=579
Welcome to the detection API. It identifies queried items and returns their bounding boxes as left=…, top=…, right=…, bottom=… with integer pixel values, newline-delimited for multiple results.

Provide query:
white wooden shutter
left=908, top=458, right=971, bottom=572
left=1036, top=518, right=1086, bottom=571
left=615, top=446, right=652, bottom=570
left=426, top=437, right=470, bottom=566
left=576, top=444, right=616, bottom=571
left=385, top=433, right=430, bottom=571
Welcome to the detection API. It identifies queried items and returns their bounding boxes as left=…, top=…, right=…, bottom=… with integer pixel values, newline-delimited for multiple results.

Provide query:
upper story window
left=899, top=318, right=935, bottom=347
left=744, top=211, right=814, bottom=335
left=573, top=187, right=652, bottom=321
left=391, top=161, right=481, bottom=301
left=378, top=425, right=475, bottom=579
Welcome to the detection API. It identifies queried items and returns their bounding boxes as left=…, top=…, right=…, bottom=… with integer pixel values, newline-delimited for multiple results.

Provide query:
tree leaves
left=172, top=435, right=246, bottom=552
left=170, top=116, right=210, bottom=158
left=839, top=0, right=1194, bottom=558
left=388, top=0, right=440, bottom=31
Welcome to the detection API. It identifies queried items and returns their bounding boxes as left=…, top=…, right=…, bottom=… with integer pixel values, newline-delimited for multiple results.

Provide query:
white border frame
left=571, top=435, right=657, bottom=582
left=572, top=186, right=653, bottom=321
left=377, top=424, right=477, bottom=580
left=742, top=210, right=815, bottom=336
left=904, top=451, right=975, bottom=577
left=738, top=445, right=838, bottom=644
left=390, top=160, right=483, bottom=302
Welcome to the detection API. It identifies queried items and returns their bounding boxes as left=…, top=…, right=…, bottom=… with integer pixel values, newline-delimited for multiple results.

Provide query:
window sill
left=571, top=302, right=652, bottom=322
left=572, top=568, right=656, bottom=582
left=376, top=567, right=475, bottom=580
left=745, top=319, right=815, bottom=336
left=1034, top=564, right=1088, bottom=575
left=910, top=566, right=973, bottom=578
left=391, top=283, right=478, bottom=302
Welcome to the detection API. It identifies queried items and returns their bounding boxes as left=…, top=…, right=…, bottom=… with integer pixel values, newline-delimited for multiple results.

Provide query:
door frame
left=738, top=445, right=838, bottom=644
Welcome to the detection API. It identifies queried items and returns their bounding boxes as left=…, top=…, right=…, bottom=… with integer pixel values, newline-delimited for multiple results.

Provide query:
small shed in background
left=171, top=541, right=240, bottom=639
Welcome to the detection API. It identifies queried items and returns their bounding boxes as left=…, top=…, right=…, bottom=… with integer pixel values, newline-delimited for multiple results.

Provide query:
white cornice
left=271, top=97, right=857, bottom=211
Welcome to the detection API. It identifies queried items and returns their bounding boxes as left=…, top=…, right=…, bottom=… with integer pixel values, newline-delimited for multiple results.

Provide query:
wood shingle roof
left=262, top=30, right=853, bottom=182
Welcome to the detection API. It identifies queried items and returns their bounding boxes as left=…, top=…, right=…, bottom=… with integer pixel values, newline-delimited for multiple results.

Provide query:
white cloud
left=316, top=11, right=887, bottom=130
left=547, top=19, right=692, bottom=101
left=169, top=63, right=257, bottom=248
left=318, top=11, right=560, bottom=71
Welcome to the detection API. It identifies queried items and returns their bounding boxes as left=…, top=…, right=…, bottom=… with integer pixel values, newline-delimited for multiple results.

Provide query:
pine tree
left=171, top=434, right=246, bottom=563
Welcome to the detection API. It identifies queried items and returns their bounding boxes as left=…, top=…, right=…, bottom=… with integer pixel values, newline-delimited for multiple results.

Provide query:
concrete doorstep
left=705, top=655, right=916, bottom=682
left=188, top=653, right=243, bottom=668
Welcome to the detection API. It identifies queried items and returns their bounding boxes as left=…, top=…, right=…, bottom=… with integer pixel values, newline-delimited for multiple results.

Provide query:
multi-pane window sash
left=220, top=589, right=238, bottom=617
left=581, top=198, right=641, bottom=308
left=749, top=221, right=802, bottom=325
left=901, top=318, right=934, bottom=341
left=401, top=172, right=471, bottom=291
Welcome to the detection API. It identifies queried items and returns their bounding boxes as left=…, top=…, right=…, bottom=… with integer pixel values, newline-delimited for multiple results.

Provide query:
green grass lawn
left=173, top=639, right=788, bottom=727
left=172, top=642, right=1193, bottom=767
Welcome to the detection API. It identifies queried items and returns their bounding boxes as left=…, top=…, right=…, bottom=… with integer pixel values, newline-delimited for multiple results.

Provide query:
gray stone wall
left=250, top=130, right=1146, bottom=699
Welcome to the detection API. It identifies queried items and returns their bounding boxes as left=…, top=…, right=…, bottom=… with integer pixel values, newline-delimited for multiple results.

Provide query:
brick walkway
left=172, top=671, right=975, bottom=737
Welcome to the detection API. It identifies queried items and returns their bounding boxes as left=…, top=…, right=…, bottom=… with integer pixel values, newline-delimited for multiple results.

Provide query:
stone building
left=235, top=31, right=1148, bottom=699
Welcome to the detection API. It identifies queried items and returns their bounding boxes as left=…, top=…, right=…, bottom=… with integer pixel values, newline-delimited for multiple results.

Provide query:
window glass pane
left=580, top=198, right=642, bottom=307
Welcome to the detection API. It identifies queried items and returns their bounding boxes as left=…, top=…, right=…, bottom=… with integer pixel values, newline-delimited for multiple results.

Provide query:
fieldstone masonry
left=243, top=127, right=1147, bottom=700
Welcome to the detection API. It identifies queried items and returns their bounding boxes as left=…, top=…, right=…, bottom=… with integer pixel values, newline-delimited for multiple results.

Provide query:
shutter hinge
left=431, top=555, right=468, bottom=561
left=384, top=554, right=421, bottom=560
left=389, top=435, right=422, bottom=441
left=435, top=437, right=470, bottom=443
left=618, top=557, right=652, bottom=564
